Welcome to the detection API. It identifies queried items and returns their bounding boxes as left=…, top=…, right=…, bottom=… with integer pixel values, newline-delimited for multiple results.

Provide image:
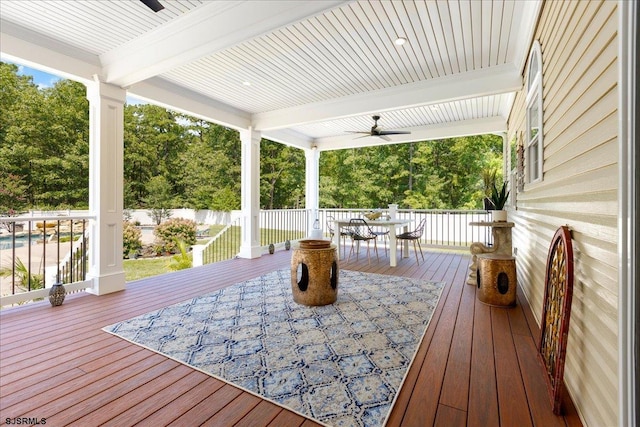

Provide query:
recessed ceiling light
left=395, top=37, right=407, bottom=46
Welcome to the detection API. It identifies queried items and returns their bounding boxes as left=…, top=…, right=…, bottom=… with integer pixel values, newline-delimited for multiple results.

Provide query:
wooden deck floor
left=0, top=247, right=583, bottom=426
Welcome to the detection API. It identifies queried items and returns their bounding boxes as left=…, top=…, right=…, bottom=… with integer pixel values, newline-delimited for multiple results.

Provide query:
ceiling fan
left=140, top=0, right=164, bottom=13
left=347, top=115, right=411, bottom=141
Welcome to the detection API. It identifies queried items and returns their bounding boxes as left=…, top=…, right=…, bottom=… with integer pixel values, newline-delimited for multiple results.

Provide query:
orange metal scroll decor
left=538, top=225, right=574, bottom=415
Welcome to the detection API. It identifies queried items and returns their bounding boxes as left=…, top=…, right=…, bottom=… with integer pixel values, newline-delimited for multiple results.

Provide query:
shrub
left=154, top=217, right=197, bottom=253
left=123, top=221, right=142, bottom=258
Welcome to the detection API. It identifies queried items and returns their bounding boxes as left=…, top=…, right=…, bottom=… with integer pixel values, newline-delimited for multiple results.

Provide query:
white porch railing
left=193, top=208, right=491, bottom=268
left=192, top=217, right=241, bottom=267
left=316, top=208, right=492, bottom=248
left=0, top=213, right=94, bottom=307
left=1, top=209, right=491, bottom=306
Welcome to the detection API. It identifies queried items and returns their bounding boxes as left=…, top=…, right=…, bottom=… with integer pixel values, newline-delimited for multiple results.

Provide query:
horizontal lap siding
left=506, top=1, right=618, bottom=426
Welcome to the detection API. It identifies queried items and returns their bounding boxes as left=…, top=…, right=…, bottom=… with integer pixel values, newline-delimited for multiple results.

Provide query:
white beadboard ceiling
left=0, top=0, right=541, bottom=150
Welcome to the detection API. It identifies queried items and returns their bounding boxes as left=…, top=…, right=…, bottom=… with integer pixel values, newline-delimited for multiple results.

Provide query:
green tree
left=0, top=63, right=89, bottom=209
left=144, top=176, right=173, bottom=224
left=174, top=119, right=241, bottom=210
left=2, top=62, right=505, bottom=213
left=0, top=173, right=28, bottom=215
left=319, top=135, right=502, bottom=210
left=33, top=80, right=89, bottom=208
left=122, top=104, right=189, bottom=208
left=260, top=140, right=305, bottom=209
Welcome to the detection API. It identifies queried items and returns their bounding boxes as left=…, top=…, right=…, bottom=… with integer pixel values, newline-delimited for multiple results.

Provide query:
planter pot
left=492, top=210, right=508, bottom=222
left=49, top=282, right=66, bottom=307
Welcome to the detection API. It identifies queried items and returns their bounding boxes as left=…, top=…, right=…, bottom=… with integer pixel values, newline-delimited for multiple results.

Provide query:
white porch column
left=305, top=146, right=320, bottom=232
left=85, top=77, right=126, bottom=295
left=238, top=128, right=262, bottom=258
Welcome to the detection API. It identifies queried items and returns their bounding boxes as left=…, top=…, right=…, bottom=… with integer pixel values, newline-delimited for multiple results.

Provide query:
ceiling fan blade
left=140, top=0, right=164, bottom=12
left=378, top=130, right=411, bottom=135
left=346, top=115, right=411, bottom=139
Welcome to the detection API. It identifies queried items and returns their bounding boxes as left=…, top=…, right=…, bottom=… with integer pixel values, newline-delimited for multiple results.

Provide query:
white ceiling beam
left=252, top=64, right=522, bottom=131
left=262, top=129, right=315, bottom=151
left=0, top=19, right=100, bottom=84
left=128, top=77, right=251, bottom=131
left=101, top=1, right=348, bottom=87
left=314, top=116, right=507, bottom=151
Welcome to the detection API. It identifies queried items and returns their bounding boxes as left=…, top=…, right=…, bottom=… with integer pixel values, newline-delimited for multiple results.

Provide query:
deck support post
left=85, top=77, right=126, bottom=295
left=305, top=146, right=320, bottom=234
left=238, top=128, right=262, bottom=259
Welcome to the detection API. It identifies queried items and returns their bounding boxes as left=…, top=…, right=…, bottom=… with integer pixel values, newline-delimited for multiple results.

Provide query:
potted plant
left=481, top=168, right=498, bottom=210
left=490, top=182, right=510, bottom=221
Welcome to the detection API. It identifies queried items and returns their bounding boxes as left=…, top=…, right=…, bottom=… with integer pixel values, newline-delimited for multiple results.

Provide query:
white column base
left=85, top=271, right=126, bottom=295
left=238, top=245, right=263, bottom=259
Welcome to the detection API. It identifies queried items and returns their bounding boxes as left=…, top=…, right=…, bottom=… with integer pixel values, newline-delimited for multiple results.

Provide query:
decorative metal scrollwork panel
left=538, top=226, right=574, bottom=415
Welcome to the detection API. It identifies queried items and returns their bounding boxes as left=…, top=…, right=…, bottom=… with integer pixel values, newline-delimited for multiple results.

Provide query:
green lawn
left=123, top=256, right=174, bottom=282
left=124, top=224, right=303, bottom=282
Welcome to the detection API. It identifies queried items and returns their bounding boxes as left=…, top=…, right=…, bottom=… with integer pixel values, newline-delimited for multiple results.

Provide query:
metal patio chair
left=396, top=218, right=426, bottom=264
left=347, top=218, right=379, bottom=264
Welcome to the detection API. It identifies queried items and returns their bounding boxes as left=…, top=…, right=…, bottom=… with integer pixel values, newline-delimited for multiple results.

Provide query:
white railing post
left=305, top=146, right=320, bottom=235
left=192, top=244, right=205, bottom=267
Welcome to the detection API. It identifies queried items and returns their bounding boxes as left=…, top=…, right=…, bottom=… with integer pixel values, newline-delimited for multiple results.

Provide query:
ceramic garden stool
left=291, top=244, right=339, bottom=306
left=476, top=253, right=517, bottom=307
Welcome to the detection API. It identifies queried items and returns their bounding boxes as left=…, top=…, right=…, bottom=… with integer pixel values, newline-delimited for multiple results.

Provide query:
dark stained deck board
left=384, top=253, right=463, bottom=427
left=434, top=404, right=467, bottom=427
left=101, top=370, right=210, bottom=426
left=266, top=409, right=309, bottom=427
left=0, top=247, right=581, bottom=426
left=234, top=400, right=288, bottom=427
left=438, top=276, right=475, bottom=411
left=201, top=392, right=263, bottom=426
left=388, top=253, right=467, bottom=427
left=130, top=376, right=227, bottom=426
left=49, top=358, right=184, bottom=425
left=170, top=383, right=243, bottom=425
left=12, top=353, right=171, bottom=418
left=0, top=341, right=138, bottom=406
left=467, top=294, right=500, bottom=427
left=492, top=308, right=533, bottom=427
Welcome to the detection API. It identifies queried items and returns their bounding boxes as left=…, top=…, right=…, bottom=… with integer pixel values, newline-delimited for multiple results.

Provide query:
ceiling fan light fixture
left=395, top=37, right=407, bottom=46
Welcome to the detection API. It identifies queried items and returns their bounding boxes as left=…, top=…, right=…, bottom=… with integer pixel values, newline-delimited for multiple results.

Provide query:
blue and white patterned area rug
left=103, top=269, right=444, bottom=427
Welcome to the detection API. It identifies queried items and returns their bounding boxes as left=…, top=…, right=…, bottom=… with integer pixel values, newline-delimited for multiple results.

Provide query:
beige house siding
left=506, top=1, right=618, bottom=426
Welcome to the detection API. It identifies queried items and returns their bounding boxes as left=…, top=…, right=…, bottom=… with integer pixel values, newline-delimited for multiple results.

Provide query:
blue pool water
left=0, top=234, right=36, bottom=250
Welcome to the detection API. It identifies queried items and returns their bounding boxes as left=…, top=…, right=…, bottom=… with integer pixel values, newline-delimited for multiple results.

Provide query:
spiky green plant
left=0, top=257, right=44, bottom=289
left=168, top=240, right=192, bottom=271
left=490, top=182, right=510, bottom=210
